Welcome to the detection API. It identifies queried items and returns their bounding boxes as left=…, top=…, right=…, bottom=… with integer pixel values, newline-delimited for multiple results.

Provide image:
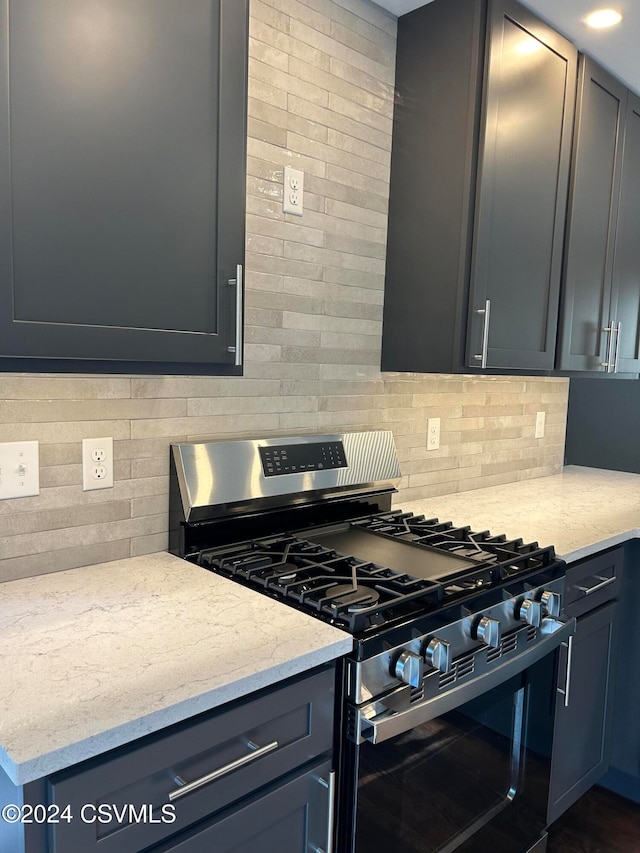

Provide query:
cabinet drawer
left=565, top=548, right=622, bottom=617
left=48, top=665, right=335, bottom=853
left=149, top=760, right=333, bottom=852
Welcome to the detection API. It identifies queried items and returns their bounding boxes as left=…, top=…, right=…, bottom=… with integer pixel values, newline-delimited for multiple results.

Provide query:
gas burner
left=328, top=584, right=381, bottom=611
left=274, top=571, right=298, bottom=583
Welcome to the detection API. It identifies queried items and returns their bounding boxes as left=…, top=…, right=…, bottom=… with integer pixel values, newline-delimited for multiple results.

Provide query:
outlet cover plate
left=427, top=418, right=441, bottom=451
left=0, top=441, right=40, bottom=499
left=283, top=166, right=304, bottom=216
left=82, top=437, right=114, bottom=490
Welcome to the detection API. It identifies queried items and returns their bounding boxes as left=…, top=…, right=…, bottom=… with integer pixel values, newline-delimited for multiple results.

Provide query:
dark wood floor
left=547, top=786, right=640, bottom=852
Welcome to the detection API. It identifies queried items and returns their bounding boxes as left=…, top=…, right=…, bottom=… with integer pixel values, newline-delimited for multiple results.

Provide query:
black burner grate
left=196, top=511, right=558, bottom=634
left=199, top=535, right=445, bottom=632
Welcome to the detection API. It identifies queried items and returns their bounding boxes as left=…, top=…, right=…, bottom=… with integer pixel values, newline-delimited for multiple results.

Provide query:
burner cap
left=330, top=583, right=380, bottom=612
left=274, top=571, right=298, bottom=583
left=271, top=562, right=300, bottom=583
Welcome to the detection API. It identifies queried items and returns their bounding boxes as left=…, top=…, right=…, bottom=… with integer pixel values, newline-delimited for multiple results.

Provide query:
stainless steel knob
left=475, top=616, right=501, bottom=649
left=424, top=638, right=452, bottom=673
left=394, top=651, right=424, bottom=688
left=518, top=598, right=542, bottom=627
left=540, top=590, right=562, bottom=618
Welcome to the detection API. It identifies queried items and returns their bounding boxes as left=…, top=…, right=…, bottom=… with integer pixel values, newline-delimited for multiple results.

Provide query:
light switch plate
left=0, top=441, right=40, bottom=499
left=535, top=411, right=545, bottom=439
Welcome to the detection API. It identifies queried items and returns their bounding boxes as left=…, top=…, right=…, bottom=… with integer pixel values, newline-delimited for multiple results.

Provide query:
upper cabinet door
left=610, top=92, right=640, bottom=374
left=381, top=0, right=576, bottom=376
left=556, top=57, right=626, bottom=373
left=0, top=0, right=248, bottom=372
left=467, top=0, right=577, bottom=371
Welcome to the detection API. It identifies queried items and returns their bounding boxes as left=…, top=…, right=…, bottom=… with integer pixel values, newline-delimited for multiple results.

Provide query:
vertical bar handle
left=613, top=321, right=622, bottom=373
left=601, top=323, right=615, bottom=371
left=473, top=299, right=491, bottom=369
left=557, top=634, right=574, bottom=708
left=314, top=770, right=336, bottom=853
left=228, top=264, right=243, bottom=367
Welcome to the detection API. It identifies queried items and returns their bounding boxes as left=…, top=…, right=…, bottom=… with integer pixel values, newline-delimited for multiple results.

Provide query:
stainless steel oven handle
left=355, top=617, right=576, bottom=745
left=168, top=740, right=278, bottom=801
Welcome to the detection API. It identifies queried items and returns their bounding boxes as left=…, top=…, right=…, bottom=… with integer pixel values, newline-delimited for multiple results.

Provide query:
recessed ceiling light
left=585, top=9, right=623, bottom=28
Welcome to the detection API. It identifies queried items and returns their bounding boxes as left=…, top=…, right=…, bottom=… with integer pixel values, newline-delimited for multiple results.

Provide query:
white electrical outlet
left=82, top=437, right=114, bottom=491
left=0, top=441, right=39, bottom=499
left=535, top=411, right=546, bottom=439
left=283, top=166, right=304, bottom=216
left=427, top=418, right=441, bottom=451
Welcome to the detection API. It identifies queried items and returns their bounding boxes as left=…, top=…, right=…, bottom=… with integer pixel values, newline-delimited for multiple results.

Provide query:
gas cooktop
left=197, top=511, right=559, bottom=634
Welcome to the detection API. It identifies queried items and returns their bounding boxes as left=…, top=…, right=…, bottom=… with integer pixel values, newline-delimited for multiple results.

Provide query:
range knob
left=393, top=651, right=424, bottom=688
left=540, top=590, right=562, bottom=618
left=474, top=616, right=501, bottom=649
left=424, top=638, right=452, bottom=674
left=517, top=597, right=542, bottom=627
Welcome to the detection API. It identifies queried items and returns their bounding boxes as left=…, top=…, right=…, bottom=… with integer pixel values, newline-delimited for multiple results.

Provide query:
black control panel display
left=259, top=441, right=347, bottom=477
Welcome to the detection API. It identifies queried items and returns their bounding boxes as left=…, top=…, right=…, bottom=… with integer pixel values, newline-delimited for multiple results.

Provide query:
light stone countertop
left=2, top=466, right=638, bottom=787
left=0, top=552, right=353, bottom=786
left=399, top=466, right=640, bottom=563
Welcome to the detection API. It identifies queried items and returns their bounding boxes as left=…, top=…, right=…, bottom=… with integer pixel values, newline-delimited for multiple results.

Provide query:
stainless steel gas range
left=170, top=431, right=575, bottom=853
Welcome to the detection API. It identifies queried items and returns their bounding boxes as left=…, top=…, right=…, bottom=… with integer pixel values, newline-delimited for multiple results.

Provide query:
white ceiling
left=374, top=0, right=640, bottom=95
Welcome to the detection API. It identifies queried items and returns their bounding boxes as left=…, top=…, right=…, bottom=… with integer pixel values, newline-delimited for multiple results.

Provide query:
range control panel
left=259, top=441, right=347, bottom=477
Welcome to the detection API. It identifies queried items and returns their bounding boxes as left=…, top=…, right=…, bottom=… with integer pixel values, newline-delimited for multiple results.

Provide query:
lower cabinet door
left=547, top=601, right=617, bottom=824
left=153, top=760, right=334, bottom=853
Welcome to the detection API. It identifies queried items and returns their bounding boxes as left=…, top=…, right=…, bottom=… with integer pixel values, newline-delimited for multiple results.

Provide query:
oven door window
left=355, top=659, right=555, bottom=853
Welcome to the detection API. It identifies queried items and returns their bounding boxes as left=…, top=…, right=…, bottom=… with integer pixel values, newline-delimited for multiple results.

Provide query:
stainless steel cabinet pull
left=168, top=739, right=278, bottom=802
left=575, top=574, right=615, bottom=595
left=557, top=635, right=574, bottom=708
left=601, top=323, right=615, bottom=371
left=613, top=321, right=622, bottom=373
left=227, top=263, right=244, bottom=367
left=473, top=299, right=491, bottom=369
left=313, top=771, right=336, bottom=853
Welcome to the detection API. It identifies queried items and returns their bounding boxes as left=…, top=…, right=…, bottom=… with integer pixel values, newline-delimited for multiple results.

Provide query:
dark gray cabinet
left=0, top=0, right=247, bottom=374
left=0, top=665, right=337, bottom=853
left=557, top=57, right=640, bottom=376
left=547, top=549, right=621, bottom=824
left=601, top=540, right=640, bottom=802
left=611, top=92, right=640, bottom=373
left=381, top=0, right=576, bottom=374
left=148, top=759, right=333, bottom=852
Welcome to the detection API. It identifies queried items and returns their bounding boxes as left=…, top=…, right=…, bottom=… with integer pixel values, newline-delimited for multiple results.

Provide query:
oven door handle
left=355, top=616, right=576, bottom=745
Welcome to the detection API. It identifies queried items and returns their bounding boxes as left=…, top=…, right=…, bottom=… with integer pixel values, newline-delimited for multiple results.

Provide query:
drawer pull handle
left=575, top=575, right=615, bottom=596
left=168, top=740, right=278, bottom=802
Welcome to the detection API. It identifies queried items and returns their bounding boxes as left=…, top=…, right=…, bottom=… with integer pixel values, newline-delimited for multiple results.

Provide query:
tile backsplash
left=0, top=0, right=568, bottom=582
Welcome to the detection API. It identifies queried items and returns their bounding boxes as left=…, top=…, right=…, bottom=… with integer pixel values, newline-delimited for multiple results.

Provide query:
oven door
left=341, top=619, right=575, bottom=853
